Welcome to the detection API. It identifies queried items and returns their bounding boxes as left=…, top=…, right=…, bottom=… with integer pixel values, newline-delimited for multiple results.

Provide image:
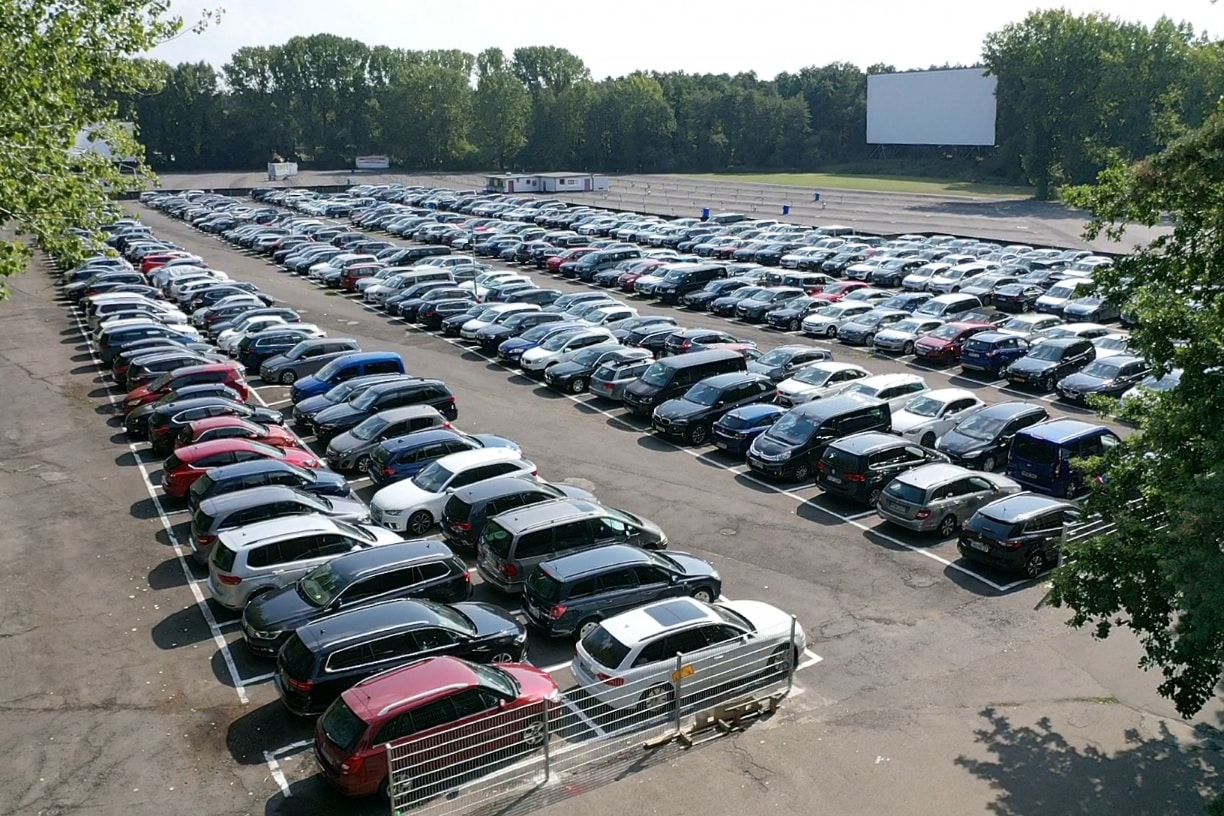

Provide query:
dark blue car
left=187, top=460, right=351, bottom=512
left=366, top=428, right=519, bottom=487
left=496, top=321, right=585, bottom=365
left=710, top=404, right=787, bottom=456
left=959, top=332, right=1031, bottom=379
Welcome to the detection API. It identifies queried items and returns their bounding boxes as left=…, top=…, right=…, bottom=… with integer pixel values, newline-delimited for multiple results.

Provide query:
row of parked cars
left=64, top=211, right=809, bottom=801
left=143, top=187, right=1133, bottom=586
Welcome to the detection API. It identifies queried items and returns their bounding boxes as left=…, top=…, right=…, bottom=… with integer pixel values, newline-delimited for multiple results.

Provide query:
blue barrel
left=701, top=208, right=711, bottom=221
left=812, top=192, right=821, bottom=202
left=782, top=205, right=791, bottom=215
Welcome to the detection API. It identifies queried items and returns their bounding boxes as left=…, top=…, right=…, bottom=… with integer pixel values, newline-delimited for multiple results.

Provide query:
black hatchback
left=241, top=539, right=472, bottom=659
left=440, top=476, right=597, bottom=549
left=816, top=432, right=948, bottom=505
left=1003, top=337, right=1096, bottom=392
left=652, top=372, right=774, bottom=445
left=273, top=598, right=526, bottom=716
left=957, top=492, right=1079, bottom=577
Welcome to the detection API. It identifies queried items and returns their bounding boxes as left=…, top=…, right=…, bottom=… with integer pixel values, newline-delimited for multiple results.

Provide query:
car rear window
left=581, top=625, right=631, bottom=669
left=320, top=698, right=368, bottom=752
left=717, top=413, right=753, bottom=431
left=967, top=513, right=1022, bottom=541
left=481, top=521, right=513, bottom=558
left=526, top=570, right=564, bottom=604
left=212, top=542, right=238, bottom=572
left=442, top=493, right=473, bottom=525
left=191, top=472, right=215, bottom=497
left=821, top=446, right=864, bottom=472
left=964, top=338, right=993, bottom=352
left=883, top=480, right=927, bottom=504
left=280, top=633, right=316, bottom=680
left=163, top=453, right=184, bottom=472
left=192, top=509, right=215, bottom=537
left=1011, top=435, right=1057, bottom=464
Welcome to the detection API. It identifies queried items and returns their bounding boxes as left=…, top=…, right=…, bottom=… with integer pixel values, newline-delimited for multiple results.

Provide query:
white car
left=369, top=448, right=536, bottom=535
left=871, top=317, right=946, bottom=355
left=217, top=315, right=289, bottom=351
left=800, top=302, right=875, bottom=337
left=459, top=303, right=540, bottom=340
left=583, top=304, right=638, bottom=327
left=891, top=388, right=987, bottom=447
left=1092, top=332, right=1132, bottom=359
left=520, top=328, right=617, bottom=373
left=994, top=313, right=1065, bottom=339
left=571, top=597, right=807, bottom=712
left=902, top=263, right=950, bottom=292
left=839, top=373, right=930, bottom=412
left=93, top=317, right=199, bottom=342
left=774, top=361, right=871, bottom=407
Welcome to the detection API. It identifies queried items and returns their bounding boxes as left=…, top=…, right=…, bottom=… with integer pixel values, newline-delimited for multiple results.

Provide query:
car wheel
left=937, top=514, right=958, bottom=538
left=354, top=454, right=371, bottom=473
left=792, top=462, right=812, bottom=482
left=1043, top=374, right=1056, bottom=392
left=1023, top=550, right=1047, bottom=579
left=768, top=644, right=798, bottom=675
left=788, top=318, right=800, bottom=332
left=406, top=510, right=433, bottom=536
left=279, top=370, right=297, bottom=385
left=902, top=341, right=915, bottom=355
left=691, top=586, right=715, bottom=603
left=866, top=487, right=883, bottom=507
left=980, top=454, right=997, bottom=472
left=639, top=683, right=674, bottom=716
left=576, top=618, right=600, bottom=640
left=1021, top=302, right=1031, bottom=313
left=921, top=432, right=936, bottom=448
left=489, top=651, right=516, bottom=663
left=1062, top=480, right=1081, bottom=499
left=569, top=377, right=587, bottom=394
left=826, top=325, right=837, bottom=338
left=520, top=719, right=547, bottom=748
left=687, top=423, right=710, bottom=446
left=380, top=773, right=412, bottom=802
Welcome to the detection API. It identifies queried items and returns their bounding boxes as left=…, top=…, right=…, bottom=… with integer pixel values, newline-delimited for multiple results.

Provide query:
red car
left=160, top=439, right=322, bottom=499
left=339, top=263, right=384, bottom=291
left=314, top=656, right=559, bottom=798
left=810, top=280, right=870, bottom=303
left=140, top=252, right=193, bottom=275
left=545, top=247, right=595, bottom=274
left=123, top=362, right=249, bottom=413
left=912, top=321, right=994, bottom=364
left=174, top=416, right=302, bottom=451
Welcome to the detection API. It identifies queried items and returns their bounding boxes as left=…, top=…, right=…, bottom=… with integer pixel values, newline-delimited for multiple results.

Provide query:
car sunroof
left=644, top=600, right=705, bottom=627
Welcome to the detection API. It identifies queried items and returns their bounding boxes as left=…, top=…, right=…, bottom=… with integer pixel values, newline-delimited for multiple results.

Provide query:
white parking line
left=263, top=750, right=293, bottom=798
left=243, top=671, right=277, bottom=685
left=539, top=660, right=571, bottom=674
left=66, top=308, right=250, bottom=704
left=560, top=693, right=608, bottom=739
left=265, top=398, right=293, bottom=408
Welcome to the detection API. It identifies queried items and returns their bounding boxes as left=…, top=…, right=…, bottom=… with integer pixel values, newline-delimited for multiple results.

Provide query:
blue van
left=289, top=351, right=406, bottom=403
left=1006, top=419, right=1120, bottom=498
left=960, top=332, right=1030, bottom=379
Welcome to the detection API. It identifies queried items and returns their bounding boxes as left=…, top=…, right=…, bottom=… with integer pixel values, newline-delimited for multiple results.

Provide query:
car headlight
left=380, top=507, right=404, bottom=516
left=249, top=628, right=281, bottom=640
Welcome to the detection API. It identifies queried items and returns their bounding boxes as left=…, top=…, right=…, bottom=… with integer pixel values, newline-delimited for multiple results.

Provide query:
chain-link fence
left=387, top=619, right=801, bottom=816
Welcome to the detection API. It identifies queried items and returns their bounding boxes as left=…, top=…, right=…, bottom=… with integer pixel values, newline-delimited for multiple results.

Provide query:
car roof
left=599, top=598, right=719, bottom=646
left=974, top=401, right=1047, bottom=421
left=363, top=378, right=437, bottom=396
left=1034, top=336, right=1090, bottom=349
left=198, top=484, right=304, bottom=515
left=301, top=598, right=452, bottom=652
left=691, top=371, right=767, bottom=390
left=916, top=387, right=978, bottom=403
left=829, top=430, right=905, bottom=454
left=1090, top=354, right=1144, bottom=367
left=793, top=391, right=885, bottom=417
left=433, top=447, right=524, bottom=472
left=368, top=404, right=446, bottom=422
left=894, top=462, right=976, bottom=489
left=653, top=348, right=742, bottom=368
left=379, top=428, right=462, bottom=452
left=330, top=539, right=454, bottom=583
left=727, top=403, right=787, bottom=419
left=175, top=438, right=272, bottom=462
left=541, top=543, right=652, bottom=579
left=848, top=373, right=925, bottom=389
left=204, top=459, right=301, bottom=479
left=980, top=492, right=1076, bottom=521
left=491, top=497, right=605, bottom=533
left=1019, top=418, right=1110, bottom=443
left=450, top=475, right=550, bottom=503
left=346, top=655, right=480, bottom=719
left=217, top=513, right=343, bottom=549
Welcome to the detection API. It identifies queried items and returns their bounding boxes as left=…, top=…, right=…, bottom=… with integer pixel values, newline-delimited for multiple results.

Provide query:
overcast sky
left=148, top=0, right=1221, bottom=79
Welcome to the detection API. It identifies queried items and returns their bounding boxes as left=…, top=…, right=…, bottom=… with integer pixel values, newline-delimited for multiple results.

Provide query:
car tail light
left=596, top=672, right=625, bottom=687
left=817, top=461, right=828, bottom=471
left=845, top=473, right=867, bottom=482
left=462, top=569, right=471, bottom=583
left=501, top=563, right=519, bottom=579
left=338, top=755, right=364, bottom=775
left=383, top=467, right=395, bottom=476
left=452, top=521, right=472, bottom=532
left=217, top=573, right=242, bottom=585
left=549, top=604, right=568, bottom=620
left=914, top=509, right=931, bottom=520
left=442, top=421, right=453, bottom=429
left=197, top=534, right=216, bottom=548
left=286, top=675, right=313, bottom=693
left=1002, top=539, right=1025, bottom=550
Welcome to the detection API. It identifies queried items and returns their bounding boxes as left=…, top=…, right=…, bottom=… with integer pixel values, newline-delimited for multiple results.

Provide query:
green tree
left=471, top=48, right=530, bottom=170
left=0, top=0, right=211, bottom=296
left=379, top=58, right=474, bottom=169
left=1051, top=101, right=1224, bottom=718
left=584, top=74, right=677, bottom=171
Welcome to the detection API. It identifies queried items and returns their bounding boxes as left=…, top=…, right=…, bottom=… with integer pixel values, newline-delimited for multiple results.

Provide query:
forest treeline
left=119, top=9, right=1224, bottom=198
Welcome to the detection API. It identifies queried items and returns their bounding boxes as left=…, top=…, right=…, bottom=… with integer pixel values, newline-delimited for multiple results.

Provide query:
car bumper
left=876, top=506, right=940, bottom=532
left=368, top=505, right=408, bottom=532
left=746, top=455, right=793, bottom=478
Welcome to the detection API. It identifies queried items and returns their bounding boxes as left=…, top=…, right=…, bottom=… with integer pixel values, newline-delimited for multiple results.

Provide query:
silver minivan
left=206, top=514, right=401, bottom=610
left=475, top=498, right=668, bottom=594
left=875, top=463, right=1022, bottom=537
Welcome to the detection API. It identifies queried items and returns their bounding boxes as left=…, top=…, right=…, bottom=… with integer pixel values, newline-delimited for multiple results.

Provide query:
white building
left=484, top=172, right=610, bottom=194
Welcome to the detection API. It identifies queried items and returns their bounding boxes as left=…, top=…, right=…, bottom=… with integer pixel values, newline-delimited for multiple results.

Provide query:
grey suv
left=439, top=476, right=596, bottom=549
left=324, top=405, right=450, bottom=472
left=258, top=338, right=362, bottom=385
left=875, top=463, right=1023, bottom=538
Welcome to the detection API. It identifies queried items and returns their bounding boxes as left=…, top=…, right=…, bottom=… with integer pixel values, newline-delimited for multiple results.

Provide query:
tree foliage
left=1050, top=101, right=1224, bottom=718
left=0, top=0, right=211, bottom=296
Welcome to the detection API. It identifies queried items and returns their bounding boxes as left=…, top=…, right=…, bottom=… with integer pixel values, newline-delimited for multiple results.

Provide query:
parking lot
left=2, top=186, right=1221, bottom=816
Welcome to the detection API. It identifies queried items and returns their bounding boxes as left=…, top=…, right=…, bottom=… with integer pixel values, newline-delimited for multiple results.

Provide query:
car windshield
left=298, top=562, right=344, bottom=606
left=502, top=313, right=531, bottom=329
left=1082, top=360, right=1124, bottom=378
left=349, top=415, right=387, bottom=441
left=313, top=357, right=347, bottom=379
left=148, top=372, right=175, bottom=391
left=1096, top=336, right=1129, bottom=351
left=348, top=389, right=380, bottom=411
left=582, top=626, right=632, bottom=669
left=890, top=319, right=927, bottom=334
left=319, top=698, right=367, bottom=753
left=756, top=348, right=794, bottom=366
left=814, top=305, right=842, bottom=318
left=572, top=347, right=606, bottom=366
left=902, top=395, right=945, bottom=417
left=475, top=308, right=500, bottom=321
left=1141, top=370, right=1182, bottom=391
left=884, top=479, right=928, bottom=504
left=520, top=324, right=555, bottom=342
left=469, top=662, right=519, bottom=698
left=541, top=332, right=578, bottom=351
left=792, top=366, right=834, bottom=386
left=683, top=382, right=723, bottom=406
left=411, top=461, right=455, bottom=493
left=1026, top=343, right=1066, bottom=361
left=769, top=412, right=817, bottom=445
left=928, top=323, right=965, bottom=340
left=954, top=413, right=1007, bottom=442
left=639, top=362, right=671, bottom=387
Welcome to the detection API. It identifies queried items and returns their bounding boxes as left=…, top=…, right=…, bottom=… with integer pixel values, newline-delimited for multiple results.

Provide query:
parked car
left=323, top=405, right=452, bottom=473
left=773, top=361, right=871, bottom=407
left=871, top=317, right=946, bottom=355
left=652, top=372, right=775, bottom=445
left=241, top=539, right=473, bottom=659
left=911, top=321, right=994, bottom=365
left=259, top=338, right=363, bottom=385
left=747, top=393, right=891, bottom=482
left=876, top=464, right=1023, bottom=538
left=816, top=431, right=948, bottom=506
left=1003, top=337, right=1096, bottom=392
left=890, top=389, right=987, bottom=447
left=174, top=416, right=300, bottom=451
left=710, top=404, right=787, bottom=456
left=957, top=493, right=1079, bottom=577
left=935, top=402, right=1050, bottom=472
left=960, top=332, right=1032, bottom=379
left=188, top=460, right=352, bottom=511
left=1055, top=355, right=1151, bottom=404
left=161, top=439, right=323, bottom=500
left=311, top=378, right=458, bottom=441
left=440, top=476, right=597, bottom=550
left=366, top=428, right=520, bottom=488
left=1005, top=419, right=1120, bottom=497
left=312, top=656, right=558, bottom=798
left=543, top=345, right=647, bottom=395
left=523, top=545, right=722, bottom=639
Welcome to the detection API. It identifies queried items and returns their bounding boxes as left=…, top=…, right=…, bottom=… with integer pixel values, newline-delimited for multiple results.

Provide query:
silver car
left=589, top=358, right=653, bottom=401
left=875, top=463, right=1022, bottom=537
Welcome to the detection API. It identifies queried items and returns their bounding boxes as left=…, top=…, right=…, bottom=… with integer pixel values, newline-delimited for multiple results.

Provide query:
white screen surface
left=866, top=69, right=997, bottom=146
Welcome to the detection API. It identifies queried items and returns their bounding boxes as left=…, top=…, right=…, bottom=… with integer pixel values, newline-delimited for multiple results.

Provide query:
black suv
left=1003, top=337, right=1096, bottom=392
left=523, top=544, right=722, bottom=639
left=440, top=477, right=596, bottom=549
left=273, top=598, right=525, bottom=716
left=680, top=278, right=753, bottom=311
left=936, top=402, right=1050, bottom=472
left=240, top=539, right=472, bottom=659
left=652, top=372, right=774, bottom=445
left=816, top=431, right=948, bottom=505
left=310, top=378, right=457, bottom=440
left=652, top=263, right=727, bottom=305
left=957, top=492, right=1079, bottom=577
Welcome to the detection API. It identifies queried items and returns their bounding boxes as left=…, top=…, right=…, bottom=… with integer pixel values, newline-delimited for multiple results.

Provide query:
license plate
left=826, top=474, right=842, bottom=484
left=966, top=539, right=991, bottom=552
left=1012, top=373, right=1027, bottom=381
left=1022, top=471, right=1038, bottom=480
left=714, top=438, right=732, bottom=450
left=887, top=500, right=904, bottom=512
